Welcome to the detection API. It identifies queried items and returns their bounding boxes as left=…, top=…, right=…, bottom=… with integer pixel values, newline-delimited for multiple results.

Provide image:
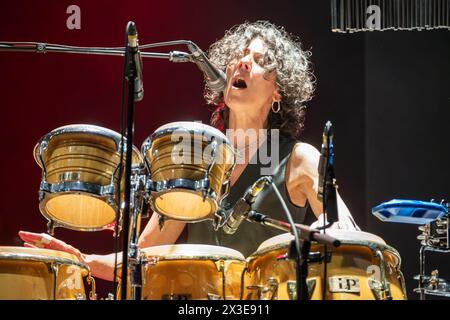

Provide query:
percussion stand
left=288, top=238, right=311, bottom=300
left=120, top=21, right=144, bottom=301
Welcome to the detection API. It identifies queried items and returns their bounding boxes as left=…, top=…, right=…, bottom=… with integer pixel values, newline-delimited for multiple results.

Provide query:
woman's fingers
left=18, top=231, right=60, bottom=249
left=18, top=231, right=51, bottom=248
left=23, top=242, right=38, bottom=248
left=18, top=230, right=83, bottom=261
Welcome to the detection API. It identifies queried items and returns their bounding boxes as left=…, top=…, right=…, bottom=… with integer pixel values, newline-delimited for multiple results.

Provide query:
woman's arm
left=18, top=214, right=186, bottom=281
left=285, top=142, right=360, bottom=230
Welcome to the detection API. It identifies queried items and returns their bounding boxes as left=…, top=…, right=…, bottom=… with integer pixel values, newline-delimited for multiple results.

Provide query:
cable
left=270, top=181, right=303, bottom=300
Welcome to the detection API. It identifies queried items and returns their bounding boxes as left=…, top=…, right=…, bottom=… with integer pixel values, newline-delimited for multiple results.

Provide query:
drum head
left=152, top=121, right=230, bottom=144
left=141, top=244, right=245, bottom=261
left=153, top=190, right=216, bottom=221
left=0, top=246, right=81, bottom=263
left=44, top=194, right=116, bottom=230
left=257, top=230, right=387, bottom=253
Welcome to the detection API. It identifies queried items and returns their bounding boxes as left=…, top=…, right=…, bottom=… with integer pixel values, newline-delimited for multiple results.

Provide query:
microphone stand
left=120, top=21, right=140, bottom=300
left=320, top=121, right=339, bottom=300
left=0, top=42, right=193, bottom=62
left=247, top=211, right=341, bottom=247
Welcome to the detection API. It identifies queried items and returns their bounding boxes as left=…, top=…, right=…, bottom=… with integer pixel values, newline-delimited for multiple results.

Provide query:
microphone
left=317, top=121, right=338, bottom=224
left=222, top=176, right=272, bottom=235
left=317, top=121, right=332, bottom=202
left=127, top=22, right=144, bottom=102
left=187, top=42, right=227, bottom=93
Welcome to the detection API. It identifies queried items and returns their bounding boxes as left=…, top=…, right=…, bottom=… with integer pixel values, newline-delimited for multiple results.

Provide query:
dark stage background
left=0, top=1, right=448, bottom=299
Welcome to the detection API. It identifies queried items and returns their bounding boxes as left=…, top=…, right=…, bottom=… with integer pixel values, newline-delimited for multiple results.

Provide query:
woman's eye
left=254, top=55, right=265, bottom=65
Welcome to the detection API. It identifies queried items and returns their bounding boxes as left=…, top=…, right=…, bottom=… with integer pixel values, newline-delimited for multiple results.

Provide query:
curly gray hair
left=206, top=21, right=315, bottom=140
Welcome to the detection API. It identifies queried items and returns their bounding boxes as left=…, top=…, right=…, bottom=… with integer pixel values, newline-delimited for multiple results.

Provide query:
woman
left=19, top=21, right=359, bottom=281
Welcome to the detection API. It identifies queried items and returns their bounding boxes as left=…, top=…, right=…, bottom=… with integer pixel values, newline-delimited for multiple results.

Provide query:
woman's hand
left=18, top=231, right=86, bottom=263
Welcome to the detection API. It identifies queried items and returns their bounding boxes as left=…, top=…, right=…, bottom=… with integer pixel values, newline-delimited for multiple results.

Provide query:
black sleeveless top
left=187, top=137, right=308, bottom=257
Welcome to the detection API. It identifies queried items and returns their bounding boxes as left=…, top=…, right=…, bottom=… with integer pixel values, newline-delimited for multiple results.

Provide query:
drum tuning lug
left=417, top=234, right=427, bottom=241
left=286, top=279, right=316, bottom=300
left=104, top=293, right=115, bottom=300
left=158, top=215, right=166, bottom=232
left=430, top=239, right=441, bottom=246
left=207, top=293, right=221, bottom=300
left=38, top=190, right=46, bottom=202
left=430, top=270, right=440, bottom=289
left=47, top=220, right=55, bottom=236
left=436, top=220, right=448, bottom=227
left=75, top=293, right=86, bottom=300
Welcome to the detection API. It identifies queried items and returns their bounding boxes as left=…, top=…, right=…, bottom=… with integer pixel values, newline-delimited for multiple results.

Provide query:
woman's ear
left=272, top=89, right=281, bottom=102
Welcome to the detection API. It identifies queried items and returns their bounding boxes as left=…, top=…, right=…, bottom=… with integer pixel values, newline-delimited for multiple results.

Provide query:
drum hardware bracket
left=368, top=278, right=392, bottom=300
left=87, top=275, right=97, bottom=300
left=158, top=214, right=166, bottom=232
left=47, top=219, right=55, bottom=236
left=50, top=262, right=60, bottom=299
left=287, top=279, right=316, bottom=300
left=207, top=293, right=221, bottom=300
left=142, top=254, right=159, bottom=267
left=37, top=139, right=48, bottom=180
left=75, top=293, right=85, bottom=300
left=246, top=277, right=278, bottom=300
left=415, top=202, right=450, bottom=299
left=203, top=137, right=218, bottom=202
left=213, top=208, right=229, bottom=231
left=373, top=249, right=393, bottom=300
left=415, top=243, right=450, bottom=299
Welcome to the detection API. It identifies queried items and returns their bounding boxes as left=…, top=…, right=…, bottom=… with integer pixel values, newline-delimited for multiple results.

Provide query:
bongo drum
left=34, top=124, right=143, bottom=232
left=141, top=122, right=235, bottom=222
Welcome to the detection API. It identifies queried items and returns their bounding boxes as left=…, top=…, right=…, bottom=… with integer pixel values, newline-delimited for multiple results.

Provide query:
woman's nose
left=237, top=56, right=252, bottom=72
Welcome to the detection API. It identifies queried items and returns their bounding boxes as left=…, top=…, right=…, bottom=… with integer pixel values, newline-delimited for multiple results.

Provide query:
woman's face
left=223, top=38, right=280, bottom=116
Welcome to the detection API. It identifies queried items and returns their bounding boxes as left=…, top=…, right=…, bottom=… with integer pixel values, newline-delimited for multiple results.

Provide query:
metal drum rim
left=33, top=123, right=143, bottom=168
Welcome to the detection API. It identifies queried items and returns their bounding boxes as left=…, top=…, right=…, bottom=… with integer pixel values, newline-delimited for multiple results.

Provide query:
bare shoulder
left=285, top=142, right=320, bottom=188
left=290, top=142, right=321, bottom=168
left=285, top=142, right=321, bottom=206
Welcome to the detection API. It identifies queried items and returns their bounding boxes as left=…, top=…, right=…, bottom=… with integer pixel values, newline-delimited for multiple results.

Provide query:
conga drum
left=117, top=244, right=246, bottom=300
left=244, top=230, right=407, bottom=300
left=0, top=247, right=95, bottom=300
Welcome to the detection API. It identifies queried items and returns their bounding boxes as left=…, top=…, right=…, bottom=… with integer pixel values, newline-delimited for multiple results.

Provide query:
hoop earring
left=272, top=100, right=281, bottom=113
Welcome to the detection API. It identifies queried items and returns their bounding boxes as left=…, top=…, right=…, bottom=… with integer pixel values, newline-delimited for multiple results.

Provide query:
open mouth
left=232, top=78, right=247, bottom=89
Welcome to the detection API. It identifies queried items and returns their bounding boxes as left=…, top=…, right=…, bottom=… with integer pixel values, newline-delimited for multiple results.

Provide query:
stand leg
left=419, top=246, right=426, bottom=300
left=299, top=241, right=311, bottom=300
left=289, top=240, right=311, bottom=300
